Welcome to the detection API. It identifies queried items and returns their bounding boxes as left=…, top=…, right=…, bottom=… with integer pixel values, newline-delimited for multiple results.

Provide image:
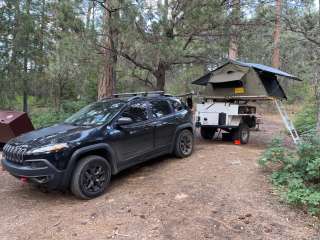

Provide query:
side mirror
left=117, top=117, right=133, bottom=126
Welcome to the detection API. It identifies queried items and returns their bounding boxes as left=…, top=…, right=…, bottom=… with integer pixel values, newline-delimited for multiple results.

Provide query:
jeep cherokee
left=1, top=93, right=194, bottom=199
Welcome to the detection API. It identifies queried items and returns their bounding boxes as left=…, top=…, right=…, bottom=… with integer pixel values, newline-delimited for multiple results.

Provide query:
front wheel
left=174, top=129, right=194, bottom=158
left=71, top=155, right=111, bottom=199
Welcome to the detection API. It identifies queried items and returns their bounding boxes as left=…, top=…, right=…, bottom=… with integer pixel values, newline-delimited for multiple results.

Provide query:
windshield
left=65, top=100, right=125, bottom=126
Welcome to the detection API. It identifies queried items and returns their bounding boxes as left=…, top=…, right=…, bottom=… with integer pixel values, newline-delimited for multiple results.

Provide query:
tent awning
left=192, top=60, right=302, bottom=86
left=230, top=60, right=302, bottom=81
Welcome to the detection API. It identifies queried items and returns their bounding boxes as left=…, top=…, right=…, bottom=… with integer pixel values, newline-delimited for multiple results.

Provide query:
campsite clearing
left=0, top=115, right=319, bottom=240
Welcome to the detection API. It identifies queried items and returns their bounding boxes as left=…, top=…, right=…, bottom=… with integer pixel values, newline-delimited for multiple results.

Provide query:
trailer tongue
left=192, top=60, right=302, bottom=145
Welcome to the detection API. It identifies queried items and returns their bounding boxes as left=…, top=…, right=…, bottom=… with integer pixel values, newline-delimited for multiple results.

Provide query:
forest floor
left=0, top=114, right=319, bottom=240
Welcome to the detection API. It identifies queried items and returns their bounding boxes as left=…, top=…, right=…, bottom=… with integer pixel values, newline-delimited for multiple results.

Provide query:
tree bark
left=228, top=0, right=240, bottom=60
left=23, top=0, right=31, bottom=113
left=98, top=0, right=117, bottom=100
left=154, top=62, right=166, bottom=91
left=316, top=0, right=320, bottom=132
left=272, top=0, right=282, bottom=68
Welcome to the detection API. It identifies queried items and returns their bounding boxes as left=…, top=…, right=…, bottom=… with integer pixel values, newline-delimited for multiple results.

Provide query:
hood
left=8, top=123, right=99, bottom=149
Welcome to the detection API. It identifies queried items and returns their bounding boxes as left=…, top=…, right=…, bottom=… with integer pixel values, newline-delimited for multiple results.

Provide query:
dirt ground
left=0, top=114, right=319, bottom=240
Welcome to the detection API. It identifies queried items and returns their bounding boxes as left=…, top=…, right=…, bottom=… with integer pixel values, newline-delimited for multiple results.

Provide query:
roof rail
left=113, top=91, right=164, bottom=98
left=100, top=91, right=166, bottom=101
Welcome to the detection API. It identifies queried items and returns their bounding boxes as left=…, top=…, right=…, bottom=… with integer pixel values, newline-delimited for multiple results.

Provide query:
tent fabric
left=209, top=71, right=246, bottom=83
left=192, top=60, right=301, bottom=99
left=193, top=72, right=211, bottom=85
left=231, top=60, right=302, bottom=81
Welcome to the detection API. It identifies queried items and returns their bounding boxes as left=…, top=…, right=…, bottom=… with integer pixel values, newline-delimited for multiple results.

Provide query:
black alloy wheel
left=175, top=129, right=194, bottom=158
left=71, top=155, right=111, bottom=199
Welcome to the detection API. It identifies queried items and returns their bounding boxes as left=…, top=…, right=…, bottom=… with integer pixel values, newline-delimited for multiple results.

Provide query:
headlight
left=28, top=143, right=69, bottom=154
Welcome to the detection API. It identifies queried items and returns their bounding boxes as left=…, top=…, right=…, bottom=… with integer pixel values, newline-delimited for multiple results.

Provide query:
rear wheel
left=71, top=155, right=111, bottom=199
left=232, top=123, right=250, bottom=144
left=200, top=127, right=216, bottom=140
left=174, top=129, right=194, bottom=158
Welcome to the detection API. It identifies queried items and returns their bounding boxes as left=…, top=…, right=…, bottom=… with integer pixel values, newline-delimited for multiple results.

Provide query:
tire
left=174, top=129, right=194, bottom=158
left=200, top=127, right=216, bottom=140
left=71, top=155, right=111, bottom=200
left=232, top=123, right=250, bottom=144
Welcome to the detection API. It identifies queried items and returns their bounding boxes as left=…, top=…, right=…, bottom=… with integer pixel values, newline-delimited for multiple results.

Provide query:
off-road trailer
left=192, top=60, right=302, bottom=145
left=195, top=96, right=267, bottom=144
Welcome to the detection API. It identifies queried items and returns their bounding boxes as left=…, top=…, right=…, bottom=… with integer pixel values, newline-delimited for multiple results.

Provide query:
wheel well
left=183, top=126, right=193, bottom=134
left=73, top=148, right=115, bottom=174
left=241, top=116, right=256, bottom=128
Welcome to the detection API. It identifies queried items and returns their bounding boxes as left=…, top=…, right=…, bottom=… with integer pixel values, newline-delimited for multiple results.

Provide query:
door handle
left=129, top=130, right=138, bottom=135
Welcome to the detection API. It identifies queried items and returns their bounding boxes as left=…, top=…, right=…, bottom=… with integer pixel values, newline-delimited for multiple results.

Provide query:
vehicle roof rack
left=113, top=91, right=165, bottom=98
left=100, top=91, right=165, bottom=101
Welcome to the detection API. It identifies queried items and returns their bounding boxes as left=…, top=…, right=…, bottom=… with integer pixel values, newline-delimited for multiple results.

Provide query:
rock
left=264, top=227, right=272, bottom=233
left=245, top=213, right=252, bottom=218
left=175, top=193, right=188, bottom=200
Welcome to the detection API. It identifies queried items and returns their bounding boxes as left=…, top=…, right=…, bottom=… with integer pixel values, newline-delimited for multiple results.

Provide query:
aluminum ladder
left=274, top=99, right=300, bottom=145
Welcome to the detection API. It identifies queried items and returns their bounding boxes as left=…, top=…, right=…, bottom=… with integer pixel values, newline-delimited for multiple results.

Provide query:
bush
left=259, top=134, right=320, bottom=215
left=31, top=111, right=71, bottom=129
left=294, top=103, right=316, bottom=134
left=31, top=100, right=88, bottom=129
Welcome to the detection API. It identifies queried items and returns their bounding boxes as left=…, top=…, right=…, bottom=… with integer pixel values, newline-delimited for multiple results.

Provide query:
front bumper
left=1, top=158, right=64, bottom=189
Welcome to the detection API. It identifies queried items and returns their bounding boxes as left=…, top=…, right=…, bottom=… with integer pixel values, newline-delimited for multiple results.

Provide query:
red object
left=0, top=110, right=34, bottom=144
left=20, top=177, right=28, bottom=183
left=234, top=139, right=241, bottom=145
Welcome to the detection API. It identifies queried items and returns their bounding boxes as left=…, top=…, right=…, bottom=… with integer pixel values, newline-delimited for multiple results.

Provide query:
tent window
left=211, top=80, right=243, bottom=88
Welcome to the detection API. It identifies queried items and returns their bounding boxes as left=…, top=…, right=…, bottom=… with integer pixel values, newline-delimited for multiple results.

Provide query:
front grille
left=3, top=144, right=28, bottom=164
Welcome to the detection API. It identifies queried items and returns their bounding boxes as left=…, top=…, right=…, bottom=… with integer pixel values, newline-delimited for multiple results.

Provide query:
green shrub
left=60, top=100, right=88, bottom=113
left=259, top=134, right=320, bottom=215
left=294, top=103, right=316, bottom=134
left=31, top=111, right=71, bottom=129
left=30, top=100, right=89, bottom=129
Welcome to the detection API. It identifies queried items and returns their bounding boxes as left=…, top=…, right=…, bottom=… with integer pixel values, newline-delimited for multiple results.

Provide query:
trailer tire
left=200, top=127, right=216, bottom=140
left=232, top=123, right=250, bottom=144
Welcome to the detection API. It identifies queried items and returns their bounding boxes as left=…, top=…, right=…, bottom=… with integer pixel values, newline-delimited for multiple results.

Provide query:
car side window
left=170, top=99, right=184, bottom=112
left=150, top=100, right=172, bottom=118
left=121, top=102, right=149, bottom=122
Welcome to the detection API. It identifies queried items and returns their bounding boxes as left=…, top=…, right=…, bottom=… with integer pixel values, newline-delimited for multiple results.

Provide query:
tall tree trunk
left=316, top=0, right=320, bottom=132
left=272, top=0, right=282, bottom=68
left=23, top=0, right=31, bottom=113
left=98, top=0, right=117, bottom=100
left=154, top=62, right=166, bottom=91
left=228, top=0, right=240, bottom=60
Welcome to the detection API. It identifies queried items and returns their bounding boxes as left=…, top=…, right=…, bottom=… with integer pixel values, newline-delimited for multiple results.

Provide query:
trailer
left=192, top=60, right=302, bottom=144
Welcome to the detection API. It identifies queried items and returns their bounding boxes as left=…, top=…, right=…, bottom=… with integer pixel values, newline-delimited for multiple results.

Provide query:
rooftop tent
left=192, top=60, right=301, bottom=99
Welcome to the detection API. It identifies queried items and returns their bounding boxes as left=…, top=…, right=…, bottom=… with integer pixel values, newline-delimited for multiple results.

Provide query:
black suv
left=1, top=93, right=194, bottom=199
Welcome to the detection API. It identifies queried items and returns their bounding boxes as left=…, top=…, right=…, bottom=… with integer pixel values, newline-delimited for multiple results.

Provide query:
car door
left=150, top=99, right=177, bottom=150
left=112, top=101, right=154, bottom=167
